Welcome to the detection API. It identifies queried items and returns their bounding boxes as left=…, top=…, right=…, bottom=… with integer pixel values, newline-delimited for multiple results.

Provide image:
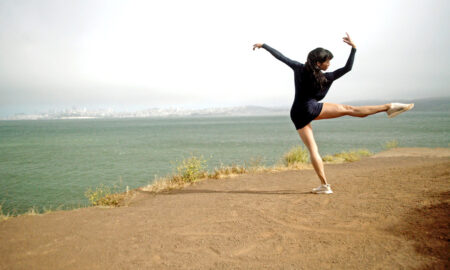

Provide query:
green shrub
left=85, top=184, right=110, bottom=206
left=84, top=184, right=129, bottom=207
left=282, top=145, right=309, bottom=166
left=384, top=139, right=399, bottom=149
left=174, top=154, right=208, bottom=184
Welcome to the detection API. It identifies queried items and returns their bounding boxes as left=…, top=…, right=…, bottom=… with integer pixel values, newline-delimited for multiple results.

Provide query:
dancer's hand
left=253, top=43, right=263, bottom=50
left=343, top=32, right=356, bottom=48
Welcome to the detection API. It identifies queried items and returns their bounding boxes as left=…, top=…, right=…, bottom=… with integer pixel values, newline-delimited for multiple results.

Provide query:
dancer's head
left=306, top=47, right=334, bottom=71
left=304, top=47, right=334, bottom=90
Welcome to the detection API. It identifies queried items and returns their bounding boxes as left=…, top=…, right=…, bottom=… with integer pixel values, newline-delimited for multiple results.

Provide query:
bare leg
left=297, top=123, right=327, bottom=185
left=315, top=103, right=390, bottom=120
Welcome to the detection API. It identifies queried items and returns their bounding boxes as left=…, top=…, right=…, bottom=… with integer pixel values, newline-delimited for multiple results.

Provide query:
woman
left=253, top=33, right=414, bottom=194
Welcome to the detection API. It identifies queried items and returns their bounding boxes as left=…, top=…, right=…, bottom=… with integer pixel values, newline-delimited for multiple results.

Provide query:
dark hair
left=304, top=47, right=334, bottom=90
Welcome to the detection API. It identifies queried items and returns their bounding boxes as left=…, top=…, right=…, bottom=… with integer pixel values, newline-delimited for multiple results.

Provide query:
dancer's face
left=317, top=59, right=330, bottom=71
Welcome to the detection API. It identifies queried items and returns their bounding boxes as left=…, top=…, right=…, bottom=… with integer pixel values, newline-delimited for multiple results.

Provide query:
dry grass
left=208, top=163, right=248, bottom=179
left=0, top=203, right=94, bottom=222
left=142, top=147, right=374, bottom=194
left=322, top=149, right=373, bottom=163
left=282, top=145, right=309, bottom=166
left=85, top=184, right=136, bottom=207
left=0, top=204, right=12, bottom=222
left=25, top=206, right=40, bottom=216
left=144, top=162, right=249, bottom=193
left=1, top=205, right=53, bottom=221
left=384, top=139, right=399, bottom=149
left=3, top=147, right=376, bottom=216
left=141, top=151, right=315, bottom=194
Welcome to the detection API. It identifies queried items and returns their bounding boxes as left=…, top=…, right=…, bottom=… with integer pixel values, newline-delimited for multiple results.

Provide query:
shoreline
left=0, top=147, right=448, bottom=269
left=1, top=146, right=449, bottom=218
left=1, top=146, right=379, bottom=217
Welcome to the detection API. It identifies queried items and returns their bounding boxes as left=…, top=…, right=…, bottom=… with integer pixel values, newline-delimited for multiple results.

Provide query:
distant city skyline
left=3, top=96, right=448, bottom=120
left=1, top=0, right=449, bottom=117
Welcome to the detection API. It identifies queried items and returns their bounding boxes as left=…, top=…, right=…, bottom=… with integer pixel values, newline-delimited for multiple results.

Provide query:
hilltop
left=1, top=147, right=449, bottom=269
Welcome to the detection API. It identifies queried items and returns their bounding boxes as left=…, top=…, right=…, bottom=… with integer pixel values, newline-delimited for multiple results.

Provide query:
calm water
left=1, top=111, right=449, bottom=214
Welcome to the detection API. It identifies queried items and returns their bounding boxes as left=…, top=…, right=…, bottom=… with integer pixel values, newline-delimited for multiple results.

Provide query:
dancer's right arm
left=253, top=43, right=301, bottom=69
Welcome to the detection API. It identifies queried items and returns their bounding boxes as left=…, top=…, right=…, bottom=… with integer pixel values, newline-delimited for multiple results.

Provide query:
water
left=1, top=111, right=449, bottom=214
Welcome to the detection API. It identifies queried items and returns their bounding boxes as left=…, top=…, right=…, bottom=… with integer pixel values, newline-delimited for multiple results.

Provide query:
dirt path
left=1, top=147, right=449, bottom=269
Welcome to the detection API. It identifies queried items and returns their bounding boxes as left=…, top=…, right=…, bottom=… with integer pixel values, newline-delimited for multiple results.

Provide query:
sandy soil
left=1, top=147, right=449, bottom=270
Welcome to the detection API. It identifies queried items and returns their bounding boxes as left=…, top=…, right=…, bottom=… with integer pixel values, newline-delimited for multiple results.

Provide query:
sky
left=0, top=0, right=449, bottom=116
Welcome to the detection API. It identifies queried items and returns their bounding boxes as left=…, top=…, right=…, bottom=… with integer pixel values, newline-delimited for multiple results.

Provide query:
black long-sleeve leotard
left=262, top=43, right=356, bottom=129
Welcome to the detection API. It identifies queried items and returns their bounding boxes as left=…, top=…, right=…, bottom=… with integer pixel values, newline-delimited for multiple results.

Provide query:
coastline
left=1, top=147, right=449, bottom=269
left=2, top=111, right=448, bottom=215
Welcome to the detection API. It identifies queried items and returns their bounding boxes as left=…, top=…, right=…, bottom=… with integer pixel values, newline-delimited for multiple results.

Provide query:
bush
left=84, top=183, right=130, bottom=207
left=174, top=154, right=208, bottom=184
left=85, top=184, right=110, bottom=206
left=282, top=145, right=309, bottom=166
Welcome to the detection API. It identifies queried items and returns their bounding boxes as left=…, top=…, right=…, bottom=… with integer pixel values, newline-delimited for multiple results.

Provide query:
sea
left=1, top=110, right=449, bottom=215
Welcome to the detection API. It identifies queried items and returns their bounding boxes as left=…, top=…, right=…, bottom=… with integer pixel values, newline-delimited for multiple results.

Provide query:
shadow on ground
left=387, top=191, right=450, bottom=269
left=140, top=189, right=313, bottom=196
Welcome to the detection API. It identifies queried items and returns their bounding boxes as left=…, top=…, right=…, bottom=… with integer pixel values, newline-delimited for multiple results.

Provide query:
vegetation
left=0, top=202, right=90, bottom=221
left=148, top=155, right=250, bottom=192
left=0, top=204, right=11, bottom=221
left=2, top=145, right=380, bottom=218
left=282, top=145, right=309, bottom=166
left=144, top=146, right=375, bottom=193
left=85, top=183, right=133, bottom=207
left=173, top=154, right=208, bottom=184
left=384, top=139, right=399, bottom=149
left=243, top=156, right=265, bottom=170
left=322, top=149, right=372, bottom=162
left=208, top=163, right=248, bottom=179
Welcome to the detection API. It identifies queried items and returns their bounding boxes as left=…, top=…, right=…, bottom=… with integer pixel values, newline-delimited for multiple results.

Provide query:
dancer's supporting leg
left=297, top=123, right=327, bottom=185
left=315, top=103, right=390, bottom=120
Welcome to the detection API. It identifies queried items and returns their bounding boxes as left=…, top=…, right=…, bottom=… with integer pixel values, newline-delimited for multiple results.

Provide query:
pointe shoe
left=387, top=103, right=414, bottom=118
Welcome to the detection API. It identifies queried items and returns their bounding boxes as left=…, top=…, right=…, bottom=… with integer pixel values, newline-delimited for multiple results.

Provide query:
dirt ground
left=1, top=147, right=449, bottom=270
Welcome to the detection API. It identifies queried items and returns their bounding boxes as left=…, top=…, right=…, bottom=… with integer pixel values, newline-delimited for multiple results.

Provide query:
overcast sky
left=0, top=0, right=449, bottom=116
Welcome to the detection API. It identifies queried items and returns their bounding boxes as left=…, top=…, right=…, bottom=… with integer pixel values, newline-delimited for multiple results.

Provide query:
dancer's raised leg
left=297, top=123, right=328, bottom=185
left=315, top=103, right=390, bottom=120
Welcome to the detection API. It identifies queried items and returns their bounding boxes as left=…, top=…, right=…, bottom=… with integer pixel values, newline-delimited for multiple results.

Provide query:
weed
left=384, top=139, right=399, bottom=149
left=244, top=156, right=265, bottom=169
left=25, top=206, right=39, bottom=216
left=84, top=183, right=132, bottom=207
left=282, top=145, right=309, bottom=166
left=322, top=149, right=373, bottom=162
left=209, top=163, right=248, bottom=179
left=174, top=154, right=208, bottom=184
left=0, top=204, right=11, bottom=221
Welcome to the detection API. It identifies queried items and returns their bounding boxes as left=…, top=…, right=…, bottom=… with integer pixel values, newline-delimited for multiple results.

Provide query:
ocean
left=1, top=111, right=449, bottom=214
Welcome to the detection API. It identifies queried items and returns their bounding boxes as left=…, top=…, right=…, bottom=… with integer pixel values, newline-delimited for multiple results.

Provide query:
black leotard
left=262, top=44, right=357, bottom=130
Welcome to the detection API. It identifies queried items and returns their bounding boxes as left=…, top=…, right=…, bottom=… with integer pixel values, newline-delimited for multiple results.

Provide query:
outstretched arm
left=326, top=33, right=357, bottom=81
left=253, top=43, right=301, bottom=69
left=328, top=47, right=357, bottom=81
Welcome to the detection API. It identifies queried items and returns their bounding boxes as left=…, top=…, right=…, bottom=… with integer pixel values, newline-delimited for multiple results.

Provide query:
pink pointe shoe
left=387, top=103, right=414, bottom=118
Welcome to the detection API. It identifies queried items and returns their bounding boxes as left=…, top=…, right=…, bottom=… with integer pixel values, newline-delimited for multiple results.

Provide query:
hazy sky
left=0, top=0, right=449, bottom=116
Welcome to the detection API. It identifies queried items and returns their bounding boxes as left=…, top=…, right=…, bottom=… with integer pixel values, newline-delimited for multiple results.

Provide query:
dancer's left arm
left=326, top=32, right=357, bottom=81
